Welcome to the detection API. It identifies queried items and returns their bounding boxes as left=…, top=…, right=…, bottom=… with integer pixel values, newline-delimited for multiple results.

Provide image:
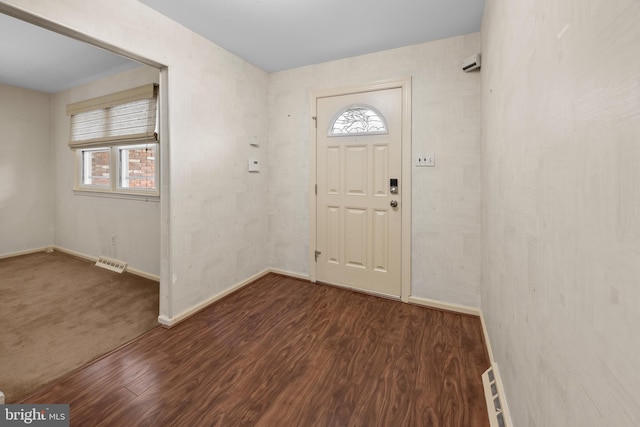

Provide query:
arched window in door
left=328, top=104, right=388, bottom=136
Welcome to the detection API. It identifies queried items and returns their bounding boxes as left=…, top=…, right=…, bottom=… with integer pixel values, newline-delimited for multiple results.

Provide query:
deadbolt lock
left=390, top=178, right=398, bottom=194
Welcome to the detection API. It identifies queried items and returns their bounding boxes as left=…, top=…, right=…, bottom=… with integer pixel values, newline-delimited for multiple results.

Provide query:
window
left=76, top=143, right=158, bottom=195
left=82, top=148, right=110, bottom=187
left=68, top=84, right=159, bottom=197
left=119, top=144, right=157, bottom=190
left=328, top=104, right=388, bottom=136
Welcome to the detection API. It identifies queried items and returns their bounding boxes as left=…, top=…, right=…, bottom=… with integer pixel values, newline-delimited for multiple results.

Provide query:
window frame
left=80, top=147, right=111, bottom=189
left=74, top=142, right=159, bottom=198
left=68, top=83, right=160, bottom=199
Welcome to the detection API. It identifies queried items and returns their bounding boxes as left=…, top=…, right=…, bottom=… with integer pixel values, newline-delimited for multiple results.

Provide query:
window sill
left=73, top=188, right=160, bottom=202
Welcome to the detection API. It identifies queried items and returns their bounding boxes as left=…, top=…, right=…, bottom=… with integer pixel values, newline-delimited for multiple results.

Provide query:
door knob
left=390, top=200, right=398, bottom=208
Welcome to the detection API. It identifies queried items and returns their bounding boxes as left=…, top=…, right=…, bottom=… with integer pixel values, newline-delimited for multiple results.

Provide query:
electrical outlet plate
left=416, top=153, right=435, bottom=167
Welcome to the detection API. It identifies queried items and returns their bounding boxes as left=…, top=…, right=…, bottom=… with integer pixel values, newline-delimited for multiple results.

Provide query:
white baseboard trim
left=53, top=246, right=96, bottom=262
left=408, top=295, right=482, bottom=317
left=52, top=246, right=159, bottom=282
left=124, top=266, right=160, bottom=282
left=0, top=246, right=52, bottom=260
left=266, top=268, right=311, bottom=281
left=480, top=311, right=496, bottom=363
left=158, top=268, right=273, bottom=327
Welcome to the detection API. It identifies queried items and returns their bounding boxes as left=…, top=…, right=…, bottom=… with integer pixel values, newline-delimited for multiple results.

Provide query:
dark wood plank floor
left=21, top=273, right=491, bottom=427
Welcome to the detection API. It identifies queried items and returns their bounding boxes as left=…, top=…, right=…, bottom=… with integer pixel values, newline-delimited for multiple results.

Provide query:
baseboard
left=267, top=267, right=311, bottom=281
left=0, top=246, right=52, bottom=260
left=123, top=266, right=159, bottom=282
left=53, top=246, right=95, bottom=262
left=158, top=268, right=273, bottom=327
left=408, top=295, right=482, bottom=317
left=52, top=246, right=159, bottom=282
left=480, top=311, right=496, bottom=363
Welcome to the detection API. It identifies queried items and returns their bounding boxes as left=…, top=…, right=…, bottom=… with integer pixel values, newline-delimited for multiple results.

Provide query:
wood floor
left=21, top=273, right=490, bottom=426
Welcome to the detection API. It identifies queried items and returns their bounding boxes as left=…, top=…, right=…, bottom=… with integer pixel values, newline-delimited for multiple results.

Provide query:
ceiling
left=141, top=0, right=486, bottom=72
left=0, top=13, right=142, bottom=94
left=0, top=1, right=485, bottom=93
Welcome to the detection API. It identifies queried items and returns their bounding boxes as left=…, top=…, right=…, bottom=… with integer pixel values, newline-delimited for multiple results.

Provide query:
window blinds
left=67, top=84, right=158, bottom=148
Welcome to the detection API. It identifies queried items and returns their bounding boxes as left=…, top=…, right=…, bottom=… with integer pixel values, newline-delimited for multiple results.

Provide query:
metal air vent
left=95, top=256, right=127, bottom=273
left=482, top=364, right=512, bottom=427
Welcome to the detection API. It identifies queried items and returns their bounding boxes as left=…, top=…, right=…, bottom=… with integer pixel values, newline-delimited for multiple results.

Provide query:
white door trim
left=309, top=77, right=412, bottom=302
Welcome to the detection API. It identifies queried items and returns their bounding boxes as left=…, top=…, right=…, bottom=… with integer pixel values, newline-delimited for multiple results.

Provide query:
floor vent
left=482, top=364, right=512, bottom=427
left=95, top=256, right=127, bottom=273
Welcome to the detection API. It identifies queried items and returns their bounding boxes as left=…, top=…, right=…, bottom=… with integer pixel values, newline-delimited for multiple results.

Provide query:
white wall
left=268, top=33, right=482, bottom=307
left=0, top=0, right=270, bottom=321
left=0, top=83, right=53, bottom=256
left=2, top=3, right=481, bottom=316
left=51, top=66, right=161, bottom=276
left=481, top=1, right=640, bottom=425
left=5, top=2, right=640, bottom=423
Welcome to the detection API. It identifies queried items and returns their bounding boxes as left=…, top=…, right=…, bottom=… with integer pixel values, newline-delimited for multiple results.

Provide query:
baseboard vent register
left=482, top=365, right=512, bottom=427
left=95, top=256, right=127, bottom=273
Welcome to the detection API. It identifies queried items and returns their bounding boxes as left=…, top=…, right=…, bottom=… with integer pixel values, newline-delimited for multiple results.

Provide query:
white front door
left=315, top=88, right=403, bottom=297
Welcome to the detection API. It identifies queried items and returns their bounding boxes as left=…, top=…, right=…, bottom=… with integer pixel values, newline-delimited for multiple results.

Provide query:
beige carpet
left=0, top=250, right=159, bottom=403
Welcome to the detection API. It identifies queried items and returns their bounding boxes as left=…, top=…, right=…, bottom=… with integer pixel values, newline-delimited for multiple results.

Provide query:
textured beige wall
left=51, top=66, right=161, bottom=276
left=481, top=1, right=640, bottom=425
left=0, top=0, right=270, bottom=321
left=268, top=33, right=482, bottom=306
left=0, top=84, right=53, bottom=256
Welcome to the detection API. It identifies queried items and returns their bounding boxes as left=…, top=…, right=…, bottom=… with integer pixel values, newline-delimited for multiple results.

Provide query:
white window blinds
left=67, top=84, right=158, bottom=148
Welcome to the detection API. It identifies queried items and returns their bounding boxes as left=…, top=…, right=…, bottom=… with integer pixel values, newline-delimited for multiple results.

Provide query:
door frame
left=309, top=77, right=412, bottom=302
